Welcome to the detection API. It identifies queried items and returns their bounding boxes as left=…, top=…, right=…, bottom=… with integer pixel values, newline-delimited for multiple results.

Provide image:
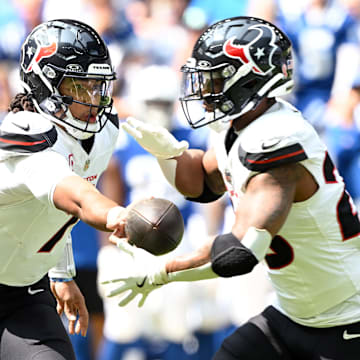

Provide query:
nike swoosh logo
left=136, top=276, right=147, bottom=288
left=13, top=122, right=30, bottom=131
left=343, top=330, right=360, bottom=340
left=28, top=287, right=45, bottom=295
left=261, top=139, right=281, bottom=150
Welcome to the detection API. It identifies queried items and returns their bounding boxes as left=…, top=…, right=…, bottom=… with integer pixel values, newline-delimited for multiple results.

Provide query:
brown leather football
left=125, top=198, right=184, bottom=255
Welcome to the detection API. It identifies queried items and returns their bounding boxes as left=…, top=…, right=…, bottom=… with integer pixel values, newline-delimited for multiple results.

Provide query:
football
left=125, top=198, right=184, bottom=255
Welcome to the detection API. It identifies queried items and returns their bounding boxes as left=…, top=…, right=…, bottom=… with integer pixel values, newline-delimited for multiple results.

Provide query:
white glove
left=102, top=237, right=169, bottom=307
left=121, top=117, right=189, bottom=159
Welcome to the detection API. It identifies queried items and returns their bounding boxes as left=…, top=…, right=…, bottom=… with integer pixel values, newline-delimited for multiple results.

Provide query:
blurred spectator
left=340, top=0, right=360, bottom=19
left=184, top=0, right=249, bottom=26
left=174, top=0, right=251, bottom=73
left=42, top=0, right=135, bottom=71
left=247, top=0, right=308, bottom=24
left=124, top=0, right=190, bottom=66
left=0, top=0, right=44, bottom=118
left=324, top=70, right=360, bottom=205
left=0, top=0, right=43, bottom=60
left=249, top=0, right=360, bottom=134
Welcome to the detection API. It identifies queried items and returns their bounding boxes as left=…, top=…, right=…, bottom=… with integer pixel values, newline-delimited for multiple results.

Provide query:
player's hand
left=50, top=280, right=89, bottom=336
left=121, top=117, right=189, bottom=159
left=106, top=206, right=128, bottom=237
left=102, top=236, right=169, bottom=307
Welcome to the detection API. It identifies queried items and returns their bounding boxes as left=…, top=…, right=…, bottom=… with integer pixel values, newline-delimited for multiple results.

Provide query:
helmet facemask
left=180, top=60, right=293, bottom=131
left=181, top=66, right=228, bottom=129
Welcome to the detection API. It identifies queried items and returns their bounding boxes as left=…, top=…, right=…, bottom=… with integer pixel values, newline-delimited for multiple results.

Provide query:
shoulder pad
left=0, top=111, right=57, bottom=153
left=239, top=143, right=307, bottom=171
left=238, top=102, right=308, bottom=171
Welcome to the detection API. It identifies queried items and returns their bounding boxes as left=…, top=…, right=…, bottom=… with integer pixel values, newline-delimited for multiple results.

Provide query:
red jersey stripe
left=0, top=137, right=47, bottom=146
left=247, top=149, right=305, bottom=164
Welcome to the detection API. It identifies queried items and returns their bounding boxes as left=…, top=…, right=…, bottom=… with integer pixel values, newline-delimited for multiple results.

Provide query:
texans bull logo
left=21, top=26, right=57, bottom=74
left=223, top=24, right=277, bottom=76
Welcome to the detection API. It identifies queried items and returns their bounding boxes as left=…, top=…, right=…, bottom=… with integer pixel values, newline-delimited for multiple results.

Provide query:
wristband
left=107, top=206, right=125, bottom=227
left=241, top=227, right=272, bottom=261
left=49, top=277, right=73, bottom=282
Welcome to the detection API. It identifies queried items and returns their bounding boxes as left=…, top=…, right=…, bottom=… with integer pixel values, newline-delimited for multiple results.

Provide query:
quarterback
left=106, top=17, right=360, bottom=360
left=0, top=19, right=128, bottom=359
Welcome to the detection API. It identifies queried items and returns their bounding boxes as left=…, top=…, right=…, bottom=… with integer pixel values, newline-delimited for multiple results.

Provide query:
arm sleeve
left=14, top=150, right=77, bottom=207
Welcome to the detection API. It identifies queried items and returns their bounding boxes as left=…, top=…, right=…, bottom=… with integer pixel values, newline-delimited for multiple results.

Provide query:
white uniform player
left=214, top=99, right=360, bottom=327
left=0, top=19, right=127, bottom=360
left=0, top=109, right=118, bottom=286
left=104, top=16, right=360, bottom=360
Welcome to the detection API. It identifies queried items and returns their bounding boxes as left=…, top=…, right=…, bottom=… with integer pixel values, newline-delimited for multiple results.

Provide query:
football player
left=0, top=19, right=127, bottom=359
left=105, top=16, right=360, bottom=359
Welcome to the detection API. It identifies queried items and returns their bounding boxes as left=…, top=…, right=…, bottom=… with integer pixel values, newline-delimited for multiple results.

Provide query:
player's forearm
left=77, top=190, right=120, bottom=231
left=167, top=263, right=218, bottom=282
left=54, top=175, right=121, bottom=231
left=164, top=241, right=218, bottom=283
left=165, top=236, right=214, bottom=274
left=158, top=149, right=206, bottom=197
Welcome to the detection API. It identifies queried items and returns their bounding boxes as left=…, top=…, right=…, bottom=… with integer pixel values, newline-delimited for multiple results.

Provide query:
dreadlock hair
left=8, top=93, right=36, bottom=113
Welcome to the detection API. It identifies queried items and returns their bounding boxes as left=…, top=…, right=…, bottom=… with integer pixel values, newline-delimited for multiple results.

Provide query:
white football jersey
left=214, top=99, right=360, bottom=326
left=0, top=110, right=119, bottom=286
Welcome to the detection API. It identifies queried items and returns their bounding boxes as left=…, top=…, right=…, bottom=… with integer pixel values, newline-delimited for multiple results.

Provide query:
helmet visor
left=59, top=77, right=113, bottom=108
left=180, top=67, right=232, bottom=129
left=181, top=69, right=224, bottom=101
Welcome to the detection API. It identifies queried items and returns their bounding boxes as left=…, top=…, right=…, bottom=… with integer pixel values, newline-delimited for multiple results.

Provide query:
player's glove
left=102, top=236, right=169, bottom=307
left=121, top=117, right=189, bottom=159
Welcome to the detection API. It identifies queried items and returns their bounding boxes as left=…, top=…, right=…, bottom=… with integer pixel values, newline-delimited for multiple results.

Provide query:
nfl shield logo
left=83, top=159, right=90, bottom=171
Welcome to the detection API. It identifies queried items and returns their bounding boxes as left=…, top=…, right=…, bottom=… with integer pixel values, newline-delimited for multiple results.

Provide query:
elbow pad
left=186, top=182, right=223, bottom=203
left=158, top=157, right=223, bottom=203
left=210, top=233, right=258, bottom=277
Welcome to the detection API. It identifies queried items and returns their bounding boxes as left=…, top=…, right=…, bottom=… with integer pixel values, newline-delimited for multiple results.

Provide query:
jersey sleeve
left=237, top=103, right=323, bottom=172
left=0, top=111, right=58, bottom=161
left=238, top=142, right=307, bottom=172
left=14, top=150, right=77, bottom=207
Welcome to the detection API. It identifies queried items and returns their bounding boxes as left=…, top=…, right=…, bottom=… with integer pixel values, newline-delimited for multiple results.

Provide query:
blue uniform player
left=276, top=0, right=360, bottom=132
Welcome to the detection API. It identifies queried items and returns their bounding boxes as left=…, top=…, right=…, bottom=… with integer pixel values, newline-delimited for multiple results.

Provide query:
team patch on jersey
left=239, top=143, right=307, bottom=171
left=0, top=126, right=57, bottom=153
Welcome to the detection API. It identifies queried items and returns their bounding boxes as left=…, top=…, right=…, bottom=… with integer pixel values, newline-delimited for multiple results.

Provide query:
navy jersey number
left=265, top=235, right=294, bottom=269
left=323, top=152, right=360, bottom=241
left=265, top=152, right=360, bottom=270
